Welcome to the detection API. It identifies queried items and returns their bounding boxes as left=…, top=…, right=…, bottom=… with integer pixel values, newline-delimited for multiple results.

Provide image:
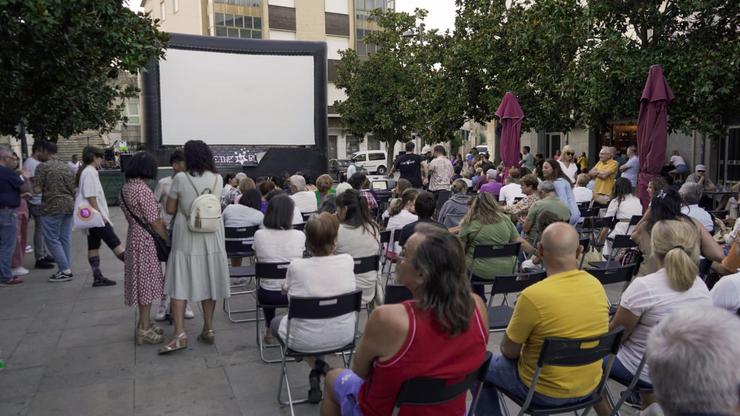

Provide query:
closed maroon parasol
left=637, top=65, right=674, bottom=211
left=496, top=92, right=525, bottom=179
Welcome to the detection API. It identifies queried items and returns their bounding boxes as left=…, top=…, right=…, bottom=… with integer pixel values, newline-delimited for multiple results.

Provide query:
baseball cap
left=695, top=164, right=706, bottom=172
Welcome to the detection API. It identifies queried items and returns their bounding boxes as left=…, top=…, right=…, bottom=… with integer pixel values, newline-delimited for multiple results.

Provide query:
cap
left=421, top=145, right=432, bottom=154
left=695, top=164, right=706, bottom=172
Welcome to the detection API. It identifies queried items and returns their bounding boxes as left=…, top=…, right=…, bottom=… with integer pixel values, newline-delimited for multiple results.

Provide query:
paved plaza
left=0, top=207, right=633, bottom=416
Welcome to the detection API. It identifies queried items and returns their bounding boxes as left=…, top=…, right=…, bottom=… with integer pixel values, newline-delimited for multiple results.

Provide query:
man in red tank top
left=320, top=224, right=490, bottom=416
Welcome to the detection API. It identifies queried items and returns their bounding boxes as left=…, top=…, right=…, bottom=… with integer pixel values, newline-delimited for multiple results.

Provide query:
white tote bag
left=73, top=193, right=105, bottom=230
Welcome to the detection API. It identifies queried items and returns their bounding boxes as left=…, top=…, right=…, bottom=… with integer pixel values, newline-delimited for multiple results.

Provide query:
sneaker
left=35, top=259, right=55, bottom=269
left=0, top=277, right=24, bottom=286
left=41, top=255, right=56, bottom=264
left=11, top=267, right=30, bottom=276
left=92, top=276, right=116, bottom=287
left=184, top=303, right=195, bottom=319
left=25, top=245, right=33, bottom=253
left=48, top=271, right=73, bottom=283
left=154, top=299, right=169, bottom=321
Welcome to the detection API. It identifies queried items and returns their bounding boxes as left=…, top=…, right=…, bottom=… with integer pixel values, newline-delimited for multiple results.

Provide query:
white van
left=351, top=150, right=388, bottom=175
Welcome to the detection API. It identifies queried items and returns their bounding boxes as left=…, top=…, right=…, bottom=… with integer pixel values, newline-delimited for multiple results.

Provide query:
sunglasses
left=564, top=152, right=574, bottom=156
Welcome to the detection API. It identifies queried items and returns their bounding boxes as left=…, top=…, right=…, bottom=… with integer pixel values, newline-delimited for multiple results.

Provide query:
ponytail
left=662, top=247, right=698, bottom=292
left=651, top=219, right=700, bottom=292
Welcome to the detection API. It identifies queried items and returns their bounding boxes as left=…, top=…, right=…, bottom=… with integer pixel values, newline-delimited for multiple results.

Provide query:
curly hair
left=184, top=140, right=218, bottom=175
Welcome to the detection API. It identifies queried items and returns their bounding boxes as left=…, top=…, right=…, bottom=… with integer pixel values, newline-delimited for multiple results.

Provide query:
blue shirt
left=621, top=156, right=639, bottom=187
left=553, top=178, right=580, bottom=225
left=0, top=165, right=23, bottom=208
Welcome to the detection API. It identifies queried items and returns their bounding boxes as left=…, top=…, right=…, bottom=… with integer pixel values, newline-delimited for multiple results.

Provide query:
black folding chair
left=589, top=235, right=637, bottom=270
left=393, top=351, right=493, bottom=416
left=353, top=255, right=381, bottom=307
left=469, top=243, right=521, bottom=301
left=380, top=229, right=400, bottom=280
left=224, top=225, right=259, bottom=323
left=578, top=237, right=591, bottom=270
left=484, top=271, right=546, bottom=332
left=301, top=212, right=317, bottom=223
left=254, top=262, right=291, bottom=364
left=624, top=215, right=642, bottom=234
left=586, top=265, right=636, bottom=316
left=277, top=290, right=363, bottom=416
left=496, top=328, right=625, bottom=416
left=605, top=353, right=652, bottom=416
left=579, top=207, right=599, bottom=218
left=293, top=222, right=306, bottom=231
left=580, top=216, right=614, bottom=250
left=384, top=284, right=413, bottom=305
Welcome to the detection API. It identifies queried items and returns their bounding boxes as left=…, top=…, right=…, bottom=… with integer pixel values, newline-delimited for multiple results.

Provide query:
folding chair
left=497, top=328, right=625, bottom=416
left=353, top=254, right=380, bottom=309
left=586, top=265, right=636, bottom=315
left=578, top=237, right=591, bottom=269
left=482, top=271, right=546, bottom=332
left=301, top=212, right=317, bottom=223
left=605, top=353, right=652, bottom=416
left=579, top=206, right=599, bottom=219
left=277, top=290, right=363, bottom=416
left=384, top=284, right=413, bottom=305
left=624, top=215, right=642, bottom=234
left=224, top=225, right=259, bottom=323
left=588, top=235, right=637, bottom=270
left=293, top=222, right=306, bottom=231
left=580, top=216, right=614, bottom=249
left=393, top=351, right=493, bottom=416
left=380, top=229, right=399, bottom=281
left=469, top=243, right=521, bottom=301
left=254, top=262, right=291, bottom=364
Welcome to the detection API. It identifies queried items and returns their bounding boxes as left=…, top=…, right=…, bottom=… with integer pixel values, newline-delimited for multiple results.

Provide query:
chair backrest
left=225, top=225, right=260, bottom=239
left=384, top=284, right=413, bottom=304
left=394, top=352, right=493, bottom=413
left=580, top=207, right=599, bottom=218
left=293, top=222, right=306, bottom=231
left=354, top=255, right=380, bottom=274
left=537, top=328, right=624, bottom=368
left=579, top=237, right=590, bottom=253
left=582, top=216, right=614, bottom=230
left=586, top=265, right=635, bottom=286
left=628, top=215, right=642, bottom=226
left=224, top=225, right=260, bottom=255
left=255, top=262, right=290, bottom=280
left=301, top=212, right=317, bottom=222
left=472, top=242, right=521, bottom=260
left=490, top=271, right=546, bottom=296
left=380, top=229, right=394, bottom=244
left=611, top=234, right=638, bottom=250
left=287, top=289, right=363, bottom=320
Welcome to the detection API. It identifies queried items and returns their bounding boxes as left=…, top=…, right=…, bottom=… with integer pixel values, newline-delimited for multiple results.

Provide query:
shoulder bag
left=120, top=191, right=171, bottom=262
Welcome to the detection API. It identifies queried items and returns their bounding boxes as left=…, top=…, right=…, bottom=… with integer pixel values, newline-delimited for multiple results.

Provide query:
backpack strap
left=185, top=173, right=200, bottom=196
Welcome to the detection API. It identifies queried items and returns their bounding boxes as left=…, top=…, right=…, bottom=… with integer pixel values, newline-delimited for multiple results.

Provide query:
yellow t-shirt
left=593, top=159, right=619, bottom=196
left=506, top=269, right=610, bottom=398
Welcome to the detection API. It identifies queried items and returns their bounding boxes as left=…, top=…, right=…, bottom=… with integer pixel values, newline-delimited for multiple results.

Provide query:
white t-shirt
left=573, top=186, right=593, bottom=204
left=23, top=157, right=42, bottom=205
left=499, top=183, right=524, bottom=206
left=710, top=272, right=740, bottom=313
left=387, top=209, right=418, bottom=231
left=222, top=205, right=264, bottom=228
left=292, top=206, right=304, bottom=225
left=154, top=176, right=174, bottom=227
left=291, top=191, right=318, bottom=214
left=278, top=254, right=357, bottom=353
left=558, top=160, right=578, bottom=183
left=336, top=224, right=381, bottom=304
left=681, top=205, right=713, bottom=233
left=670, top=155, right=686, bottom=167
left=254, top=228, right=305, bottom=291
left=79, top=165, right=110, bottom=221
left=346, top=163, right=357, bottom=179
left=67, top=161, right=81, bottom=173
left=618, top=268, right=711, bottom=382
left=603, top=194, right=643, bottom=255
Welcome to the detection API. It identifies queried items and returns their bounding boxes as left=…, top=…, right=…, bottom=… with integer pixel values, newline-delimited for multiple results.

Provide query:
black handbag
left=120, top=192, right=171, bottom=262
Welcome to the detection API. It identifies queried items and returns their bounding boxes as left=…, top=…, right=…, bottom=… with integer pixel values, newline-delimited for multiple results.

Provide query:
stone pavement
left=0, top=207, right=634, bottom=416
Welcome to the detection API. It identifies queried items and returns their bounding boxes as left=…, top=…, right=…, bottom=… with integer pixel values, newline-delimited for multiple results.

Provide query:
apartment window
left=215, top=0, right=261, bottom=6
left=346, top=135, right=361, bottom=156
left=355, top=28, right=378, bottom=56
left=214, top=12, right=262, bottom=39
left=367, top=135, right=380, bottom=150
left=173, top=0, right=179, bottom=13
left=160, top=1, right=166, bottom=20
left=120, top=97, right=140, bottom=126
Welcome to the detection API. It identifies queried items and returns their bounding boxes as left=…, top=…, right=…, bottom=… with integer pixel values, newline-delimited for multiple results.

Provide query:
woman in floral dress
left=121, top=152, right=168, bottom=345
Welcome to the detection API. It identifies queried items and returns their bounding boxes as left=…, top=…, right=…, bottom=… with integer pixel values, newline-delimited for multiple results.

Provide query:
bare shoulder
left=370, top=304, right=409, bottom=329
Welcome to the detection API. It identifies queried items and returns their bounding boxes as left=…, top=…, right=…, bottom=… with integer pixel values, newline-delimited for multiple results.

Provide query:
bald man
left=476, top=223, right=611, bottom=416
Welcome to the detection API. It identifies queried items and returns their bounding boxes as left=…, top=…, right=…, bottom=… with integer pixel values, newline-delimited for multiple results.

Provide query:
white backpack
left=185, top=174, right=221, bottom=233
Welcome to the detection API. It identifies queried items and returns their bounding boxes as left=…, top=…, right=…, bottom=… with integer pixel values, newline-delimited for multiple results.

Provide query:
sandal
left=148, top=322, right=164, bottom=335
left=136, top=326, right=165, bottom=345
left=158, top=332, right=187, bottom=355
left=197, top=329, right=215, bottom=345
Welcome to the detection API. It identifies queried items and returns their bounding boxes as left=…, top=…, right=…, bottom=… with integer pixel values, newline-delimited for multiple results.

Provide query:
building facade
left=142, top=0, right=397, bottom=161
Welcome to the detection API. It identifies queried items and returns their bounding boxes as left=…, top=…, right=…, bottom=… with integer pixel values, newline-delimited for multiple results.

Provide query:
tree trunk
left=386, top=137, right=397, bottom=176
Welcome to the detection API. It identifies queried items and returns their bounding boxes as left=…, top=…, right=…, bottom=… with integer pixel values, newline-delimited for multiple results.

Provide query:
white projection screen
left=158, top=48, right=316, bottom=146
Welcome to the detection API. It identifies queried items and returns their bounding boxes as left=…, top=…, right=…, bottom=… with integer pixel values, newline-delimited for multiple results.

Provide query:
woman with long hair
left=595, top=219, right=711, bottom=414
left=557, top=145, right=578, bottom=183
left=77, top=146, right=125, bottom=287
left=321, top=224, right=489, bottom=416
left=542, top=159, right=580, bottom=224
left=600, top=177, right=643, bottom=255
left=160, top=140, right=230, bottom=354
left=335, top=190, right=381, bottom=305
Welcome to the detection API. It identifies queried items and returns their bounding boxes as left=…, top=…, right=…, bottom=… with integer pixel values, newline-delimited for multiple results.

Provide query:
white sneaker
left=25, top=245, right=33, bottom=253
left=154, top=299, right=169, bottom=321
left=11, top=267, right=30, bottom=276
left=184, top=303, right=195, bottom=319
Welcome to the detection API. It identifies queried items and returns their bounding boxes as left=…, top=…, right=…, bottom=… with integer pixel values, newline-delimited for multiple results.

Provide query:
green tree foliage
left=0, top=0, right=168, bottom=140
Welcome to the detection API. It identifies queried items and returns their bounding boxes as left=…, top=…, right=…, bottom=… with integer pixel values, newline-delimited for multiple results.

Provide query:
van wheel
left=377, top=165, right=387, bottom=175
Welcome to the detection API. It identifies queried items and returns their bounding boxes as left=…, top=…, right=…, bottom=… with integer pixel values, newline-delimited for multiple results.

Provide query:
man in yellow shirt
left=476, top=223, right=610, bottom=415
left=589, top=147, right=620, bottom=205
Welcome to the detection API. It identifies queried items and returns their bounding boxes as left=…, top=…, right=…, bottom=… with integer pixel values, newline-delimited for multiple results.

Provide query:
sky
left=395, top=0, right=456, bottom=33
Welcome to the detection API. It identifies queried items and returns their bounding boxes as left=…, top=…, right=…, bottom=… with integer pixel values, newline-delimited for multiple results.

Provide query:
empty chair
left=589, top=234, right=637, bottom=270
left=486, top=271, right=546, bottom=332
left=223, top=225, right=260, bottom=323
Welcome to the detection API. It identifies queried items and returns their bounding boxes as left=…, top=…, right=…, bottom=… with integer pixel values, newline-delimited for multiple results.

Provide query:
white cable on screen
left=158, top=48, right=316, bottom=146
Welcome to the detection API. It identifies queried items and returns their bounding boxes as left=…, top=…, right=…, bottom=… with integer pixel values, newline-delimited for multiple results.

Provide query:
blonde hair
left=451, top=179, right=467, bottom=194
left=461, top=192, right=503, bottom=226
left=651, top=219, right=700, bottom=291
left=576, top=173, right=590, bottom=187
left=389, top=188, right=418, bottom=217
left=238, top=176, right=256, bottom=194
left=562, top=145, right=575, bottom=154
left=316, top=174, right=334, bottom=193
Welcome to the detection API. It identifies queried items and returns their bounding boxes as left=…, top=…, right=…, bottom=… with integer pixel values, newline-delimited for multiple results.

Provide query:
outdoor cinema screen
left=158, top=47, right=316, bottom=146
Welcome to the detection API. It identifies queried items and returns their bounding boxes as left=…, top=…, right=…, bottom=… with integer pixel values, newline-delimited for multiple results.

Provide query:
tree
left=0, top=0, right=168, bottom=142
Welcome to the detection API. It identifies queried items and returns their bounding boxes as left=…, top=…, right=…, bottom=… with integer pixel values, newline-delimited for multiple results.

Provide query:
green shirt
left=526, top=195, right=571, bottom=245
left=459, top=218, right=519, bottom=280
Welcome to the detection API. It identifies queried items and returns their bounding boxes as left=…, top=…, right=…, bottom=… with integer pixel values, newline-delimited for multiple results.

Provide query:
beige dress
left=165, top=171, right=230, bottom=301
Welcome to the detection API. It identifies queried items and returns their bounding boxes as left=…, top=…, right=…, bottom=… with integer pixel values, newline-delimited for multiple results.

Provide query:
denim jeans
left=40, top=214, right=73, bottom=272
left=0, top=208, right=18, bottom=280
left=28, top=203, right=49, bottom=260
left=474, top=355, right=591, bottom=416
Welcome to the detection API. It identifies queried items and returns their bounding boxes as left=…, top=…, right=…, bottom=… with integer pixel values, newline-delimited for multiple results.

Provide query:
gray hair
left=235, top=172, right=247, bottom=181
left=538, top=180, right=555, bottom=194
left=289, top=175, right=307, bottom=192
left=647, top=306, right=740, bottom=416
left=679, top=182, right=703, bottom=205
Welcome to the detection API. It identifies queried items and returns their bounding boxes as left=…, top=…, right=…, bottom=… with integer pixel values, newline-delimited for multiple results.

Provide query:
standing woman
left=77, top=146, right=124, bottom=287
left=542, top=159, right=580, bottom=225
left=557, top=145, right=578, bottom=183
left=120, top=152, right=167, bottom=345
left=161, top=140, right=230, bottom=354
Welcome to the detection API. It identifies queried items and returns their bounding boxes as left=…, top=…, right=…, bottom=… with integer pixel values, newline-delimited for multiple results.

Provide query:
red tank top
left=359, top=300, right=489, bottom=415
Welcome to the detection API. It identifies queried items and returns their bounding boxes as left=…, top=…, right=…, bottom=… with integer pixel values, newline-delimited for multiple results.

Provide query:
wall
left=295, top=1, right=325, bottom=41
left=145, top=0, right=205, bottom=35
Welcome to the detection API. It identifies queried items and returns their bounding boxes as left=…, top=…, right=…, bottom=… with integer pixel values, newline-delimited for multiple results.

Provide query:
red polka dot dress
left=121, top=179, right=165, bottom=307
